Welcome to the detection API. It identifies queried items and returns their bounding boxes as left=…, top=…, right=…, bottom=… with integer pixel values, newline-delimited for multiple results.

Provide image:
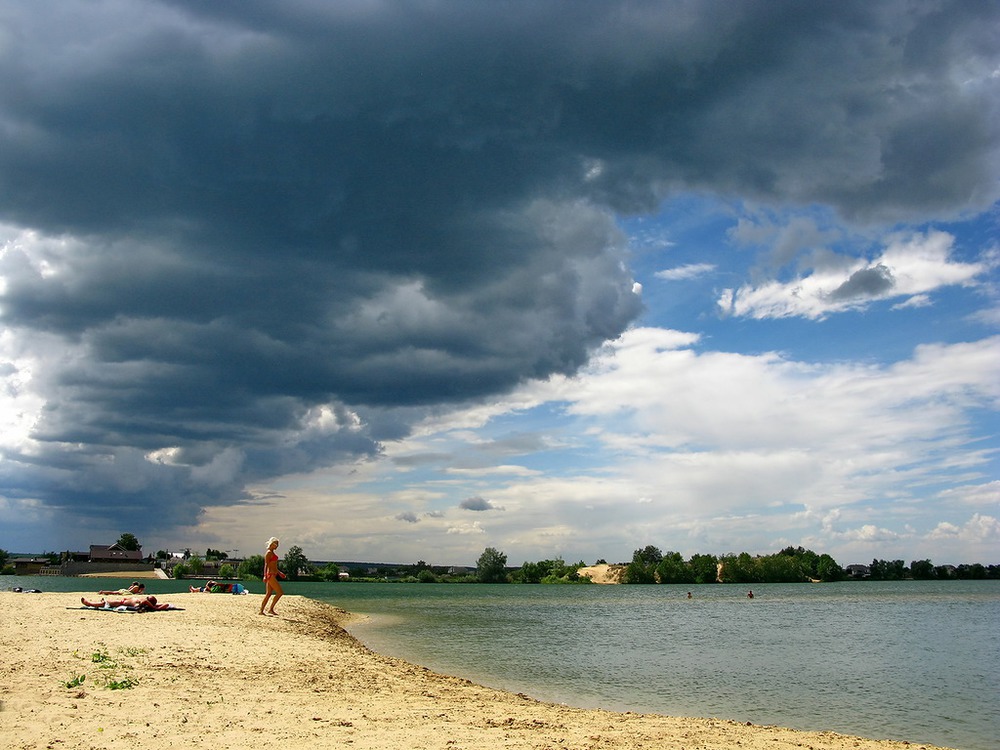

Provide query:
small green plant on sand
left=68, top=642, right=145, bottom=690
left=90, top=645, right=115, bottom=666
left=103, top=675, right=138, bottom=690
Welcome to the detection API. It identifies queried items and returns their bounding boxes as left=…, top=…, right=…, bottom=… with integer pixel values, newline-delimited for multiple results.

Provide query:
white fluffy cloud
left=719, top=230, right=990, bottom=319
left=265, top=327, right=998, bottom=565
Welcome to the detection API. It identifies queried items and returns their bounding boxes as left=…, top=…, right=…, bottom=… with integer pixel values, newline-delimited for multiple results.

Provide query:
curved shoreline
left=0, top=592, right=956, bottom=749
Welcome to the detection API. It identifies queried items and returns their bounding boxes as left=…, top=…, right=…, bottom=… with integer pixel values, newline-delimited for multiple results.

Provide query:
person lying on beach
left=189, top=580, right=218, bottom=592
left=81, top=595, right=171, bottom=612
left=98, top=582, right=145, bottom=595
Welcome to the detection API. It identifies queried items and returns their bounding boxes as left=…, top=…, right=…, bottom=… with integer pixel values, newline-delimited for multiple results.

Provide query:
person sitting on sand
left=98, top=581, right=145, bottom=595
left=81, top=595, right=170, bottom=612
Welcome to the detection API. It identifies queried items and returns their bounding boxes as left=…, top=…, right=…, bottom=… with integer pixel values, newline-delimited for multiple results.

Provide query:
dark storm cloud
left=829, top=264, right=896, bottom=301
left=460, top=497, right=503, bottom=512
left=1, top=0, right=998, bottom=533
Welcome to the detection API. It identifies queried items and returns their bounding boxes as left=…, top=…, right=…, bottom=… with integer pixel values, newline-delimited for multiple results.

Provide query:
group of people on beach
left=80, top=580, right=168, bottom=611
left=78, top=536, right=287, bottom=614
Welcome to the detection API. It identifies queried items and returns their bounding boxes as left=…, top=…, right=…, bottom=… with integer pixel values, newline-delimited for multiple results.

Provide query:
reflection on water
left=12, top=576, right=998, bottom=750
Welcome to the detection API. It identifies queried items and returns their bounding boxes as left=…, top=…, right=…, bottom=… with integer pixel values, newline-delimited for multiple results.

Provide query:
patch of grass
left=67, top=642, right=144, bottom=690
left=63, top=674, right=86, bottom=689
left=103, top=675, right=138, bottom=690
left=90, top=644, right=115, bottom=667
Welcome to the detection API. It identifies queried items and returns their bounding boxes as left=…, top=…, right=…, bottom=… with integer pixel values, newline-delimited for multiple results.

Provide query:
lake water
left=13, top=577, right=998, bottom=750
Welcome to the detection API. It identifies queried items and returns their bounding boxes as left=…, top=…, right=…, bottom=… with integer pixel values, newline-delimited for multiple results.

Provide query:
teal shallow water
left=13, top=577, right=998, bottom=750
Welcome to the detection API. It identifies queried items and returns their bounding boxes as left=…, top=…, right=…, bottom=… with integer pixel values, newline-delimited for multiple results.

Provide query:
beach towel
left=206, top=583, right=247, bottom=594
left=72, top=604, right=184, bottom=613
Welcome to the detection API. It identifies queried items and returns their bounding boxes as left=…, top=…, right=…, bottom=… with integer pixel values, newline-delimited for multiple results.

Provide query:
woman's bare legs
left=259, top=579, right=284, bottom=615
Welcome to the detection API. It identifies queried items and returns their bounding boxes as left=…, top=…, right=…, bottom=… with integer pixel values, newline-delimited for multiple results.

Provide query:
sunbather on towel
left=98, top=582, right=145, bottom=595
left=81, top=595, right=171, bottom=612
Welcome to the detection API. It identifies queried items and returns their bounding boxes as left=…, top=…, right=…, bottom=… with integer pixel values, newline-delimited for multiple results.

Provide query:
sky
left=1, top=1, right=998, bottom=567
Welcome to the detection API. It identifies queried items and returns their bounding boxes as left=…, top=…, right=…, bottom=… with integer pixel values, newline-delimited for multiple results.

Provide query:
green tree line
left=6, top=533, right=998, bottom=583
left=616, top=545, right=845, bottom=584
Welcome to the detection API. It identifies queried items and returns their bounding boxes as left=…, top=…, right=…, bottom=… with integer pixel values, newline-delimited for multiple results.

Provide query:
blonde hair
left=266, top=537, right=279, bottom=548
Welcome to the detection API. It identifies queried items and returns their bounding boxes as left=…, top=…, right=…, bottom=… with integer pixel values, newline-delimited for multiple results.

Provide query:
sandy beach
left=0, top=591, right=954, bottom=750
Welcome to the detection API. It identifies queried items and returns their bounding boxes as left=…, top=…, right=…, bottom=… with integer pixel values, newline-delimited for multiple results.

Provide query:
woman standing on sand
left=260, top=537, right=286, bottom=615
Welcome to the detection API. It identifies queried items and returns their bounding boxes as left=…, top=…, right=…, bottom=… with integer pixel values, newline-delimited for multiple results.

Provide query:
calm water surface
left=15, top=577, right=998, bottom=750
left=325, top=581, right=999, bottom=750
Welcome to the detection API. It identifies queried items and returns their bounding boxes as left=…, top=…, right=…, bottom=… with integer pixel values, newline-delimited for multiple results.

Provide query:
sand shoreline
left=0, top=591, right=955, bottom=749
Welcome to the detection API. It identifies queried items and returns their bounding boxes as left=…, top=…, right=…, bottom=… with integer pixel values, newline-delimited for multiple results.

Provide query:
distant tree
left=283, top=545, right=311, bottom=580
left=955, top=563, right=987, bottom=579
left=171, top=562, right=189, bottom=579
left=217, top=563, right=235, bottom=579
left=316, top=562, right=341, bottom=581
left=417, top=569, right=437, bottom=583
left=116, top=533, right=141, bottom=551
left=870, top=558, right=907, bottom=580
left=757, top=552, right=805, bottom=582
left=476, top=547, right=508, bottom=583
left=718, top=552, right=761, bottom=583
left=534, top=559, right=585, bottom=583
left=910, top=559, right=936, bottom=579
left=815, top=554, right=844, bottom=582
left=934, top=565, right=955, bottom=580
left=155, top=550, right=168, bottom=560
left=0, top=549, right=8, bottom=569
left=636, top=545, right=663, bottom=566
left=778, top=546, right=819, bottom=578
left=623, top=560, right=655, bottom=584
left=238, top=554, right=265, bottom=580
left=655, top=551, right=694, bottom=584
left=205, top=548, right=229, bottom=560
left=623, top=548, right=657, bottom=584
left=511, top=560, right=547, bottom=584
left=688, top=553, right=719, bottom=584
left=187, top=555, right=205, bottom=575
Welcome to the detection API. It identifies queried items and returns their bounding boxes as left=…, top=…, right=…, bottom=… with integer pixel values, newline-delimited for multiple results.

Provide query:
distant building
left=89, top=543, right=143, bottom=563
left=845, top=564, right=870, bottom=578
left=11, top=557, right=51, bottom=575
